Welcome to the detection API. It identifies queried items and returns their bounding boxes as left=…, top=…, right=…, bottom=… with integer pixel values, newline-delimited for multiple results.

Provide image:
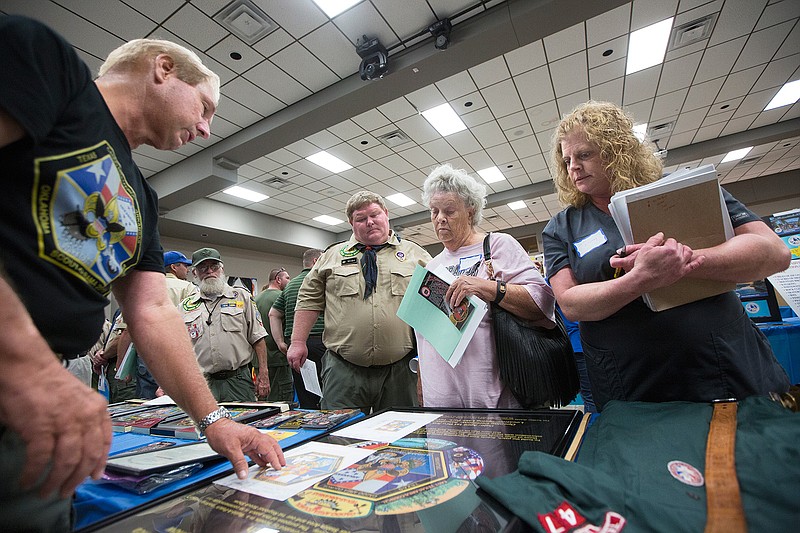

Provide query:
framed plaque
left=81, top=408, right=586, bottom=533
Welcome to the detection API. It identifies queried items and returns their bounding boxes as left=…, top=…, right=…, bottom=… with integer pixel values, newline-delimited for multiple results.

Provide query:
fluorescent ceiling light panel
left=420, top=103, right=467, bottom=137
left=386, top=193, right=416, bottom=207
left=633, top=123, right=648, bottom=141
left=223, top=185, right=268, bottom=202
left=311, top=0, right=361, bottom=18
left=313, top=214, right=345, bottom=226
left=477, top=166, right=506, bottom=184
left=626, top=18, right=673, bottom=75
left=507, top=200, right=526, bottom=210
left=306, top=151, right=353, bottom=173
left=764, top=79, right=800, bottom=111
left=720, top=146, right=753, bottom=163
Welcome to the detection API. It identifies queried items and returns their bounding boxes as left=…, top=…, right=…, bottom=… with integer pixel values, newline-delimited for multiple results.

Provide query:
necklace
left=204, top=298, right=223, bottom=326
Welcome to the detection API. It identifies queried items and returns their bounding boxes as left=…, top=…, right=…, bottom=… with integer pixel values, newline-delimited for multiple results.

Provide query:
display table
left=759, top=316, right=800, bottom=383
left=74, top=414, right=364, bottom=531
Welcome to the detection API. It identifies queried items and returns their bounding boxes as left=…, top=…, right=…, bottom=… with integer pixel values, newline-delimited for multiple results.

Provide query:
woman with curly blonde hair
left=542, top=100, right=790, bottom=411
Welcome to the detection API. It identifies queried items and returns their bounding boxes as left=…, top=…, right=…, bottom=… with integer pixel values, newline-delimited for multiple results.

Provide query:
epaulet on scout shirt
left=323, top=240, right=347, bottom=253
left=181, top=294, right=202, bottom=311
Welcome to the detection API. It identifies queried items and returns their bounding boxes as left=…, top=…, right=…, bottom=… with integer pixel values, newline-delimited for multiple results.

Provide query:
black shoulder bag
left=483, top=233, right=579, bottom=408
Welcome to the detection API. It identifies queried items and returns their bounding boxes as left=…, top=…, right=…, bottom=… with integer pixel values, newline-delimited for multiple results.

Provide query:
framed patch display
left=83, top=408, right=587, bottom=532
left=734, top=278, right=782, bottom=323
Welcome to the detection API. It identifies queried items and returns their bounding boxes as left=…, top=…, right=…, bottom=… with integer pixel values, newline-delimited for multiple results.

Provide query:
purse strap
left=482, top=233, right=495, bottom=280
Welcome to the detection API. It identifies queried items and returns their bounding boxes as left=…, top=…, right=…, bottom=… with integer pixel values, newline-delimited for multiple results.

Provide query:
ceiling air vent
left=377, top=129, right=412, bottom=149
left=669, top=14, right=717, bottom=51
left=215, top=0, right=277, bottom=45
left=264, top=177, right=290, bottom=188
left=737, top=156, right=762, bottom=166
left=647, top=121, right=674, bottom=138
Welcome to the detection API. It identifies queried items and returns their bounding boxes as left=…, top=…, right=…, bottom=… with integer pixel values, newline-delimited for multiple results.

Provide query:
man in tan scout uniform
left=287, top=191, right=431, bottom=412
left=182, top=248, right=269, bottom=402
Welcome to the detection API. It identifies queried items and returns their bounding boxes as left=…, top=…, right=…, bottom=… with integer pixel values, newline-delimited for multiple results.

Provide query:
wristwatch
left=197, top=406, right=232, bottom=435
left=494, top=280, right=507, bottom=304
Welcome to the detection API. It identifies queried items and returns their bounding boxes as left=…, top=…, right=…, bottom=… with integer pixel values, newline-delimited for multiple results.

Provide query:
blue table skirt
left=74, top=415, right=363, bottom=530
left=759, top=316, right=800, bottom=384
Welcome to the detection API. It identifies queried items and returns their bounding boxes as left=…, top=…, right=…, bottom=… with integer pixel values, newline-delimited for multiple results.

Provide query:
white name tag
left=573, top=229, right=608, bottom=258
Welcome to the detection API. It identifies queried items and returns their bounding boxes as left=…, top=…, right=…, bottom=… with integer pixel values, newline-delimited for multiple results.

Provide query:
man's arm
left=252, top=338, right=270, bottom=398
left=268, top=308, right=287, bottom=354
left=0, top=274, right=111, bottom=498
left=112, top=270, right=284, bottom=477
left=286, top=310, right=320, bottom=371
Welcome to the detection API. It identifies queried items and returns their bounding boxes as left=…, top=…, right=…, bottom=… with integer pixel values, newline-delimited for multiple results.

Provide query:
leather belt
left=704, top=400, right=746, bottom=533
left=206, top=364, right=249, bottom=381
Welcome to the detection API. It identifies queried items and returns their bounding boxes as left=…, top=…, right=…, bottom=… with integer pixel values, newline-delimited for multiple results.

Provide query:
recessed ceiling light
left=720, top=146, right=753, bottom=163
left=508, top=200, right=526, bottom=210
left=306, top=151, right=353, bottom=173
left=633, top=123, right=648, bottom=141
left=420, top=103, right=467, bottom=137
left=764, top=79, right=800, bottom=111
left=314, top=214, right=345, bottom=226
left=311, top=0, right=362, bottom=18
left=626, top=18, right=674, bottom=75
left=477, top=166, right=506, bottom=184
left=386, top=193, right=416, bottom=207
left=224, top=185, right=268, bottom=202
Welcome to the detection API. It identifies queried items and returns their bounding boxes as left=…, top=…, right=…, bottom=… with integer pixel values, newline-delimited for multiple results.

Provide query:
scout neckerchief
left=355, top=242, right=387, bottom=299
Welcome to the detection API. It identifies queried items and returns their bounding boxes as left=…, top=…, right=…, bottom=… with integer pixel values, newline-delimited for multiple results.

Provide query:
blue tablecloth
left=74, top=414, right=363, bottom=530
left=760, top=316, right=800, bottom=384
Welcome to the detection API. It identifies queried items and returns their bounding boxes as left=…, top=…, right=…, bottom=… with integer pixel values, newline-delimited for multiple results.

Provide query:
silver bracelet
left=196, top=406, right=232, bottom=435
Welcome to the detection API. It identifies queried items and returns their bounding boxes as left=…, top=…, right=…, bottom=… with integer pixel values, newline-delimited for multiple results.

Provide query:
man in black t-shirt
left=0, top=16, right=284, bottom=530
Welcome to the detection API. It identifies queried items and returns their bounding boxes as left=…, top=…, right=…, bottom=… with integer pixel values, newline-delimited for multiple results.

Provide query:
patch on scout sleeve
left=187, top=322, right=202, bottom=339
left=667, top=460, right=704, bottom=487
left=395, top=251, right=406, bottom=261
left=538, top=502, right=586, bottom=532
left=182, top=297, right=202, bottom=311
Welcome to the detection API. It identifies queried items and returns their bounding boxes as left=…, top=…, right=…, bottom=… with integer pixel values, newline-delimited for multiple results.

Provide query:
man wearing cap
left=181, top=248, right=270, bottom=402
left=164, top=251, right=199, bottom=306
left=288, top=191, right=431, bottom=413
left=254, top=268, right=293, bottom=402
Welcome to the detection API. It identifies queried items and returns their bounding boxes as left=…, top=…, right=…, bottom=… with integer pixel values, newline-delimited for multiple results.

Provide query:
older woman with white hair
left=416, top=163, right=556, bottom=408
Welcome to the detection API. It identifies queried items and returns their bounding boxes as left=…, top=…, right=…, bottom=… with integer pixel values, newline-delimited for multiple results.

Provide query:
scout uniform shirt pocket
left=219, top=302, right=245, bottom=332
left=183, top=308, right=204, bottom=340
left=333, top=267, right=360, bottom=297
left=390, top=264, right=415, bottom=296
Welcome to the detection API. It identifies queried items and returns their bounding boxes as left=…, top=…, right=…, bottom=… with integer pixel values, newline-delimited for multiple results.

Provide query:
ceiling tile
left=446, top=130, right=482, bottom=155
left=497, top=111, right=529, bottom=131
left=421, top=138, right=459, bottom=162
left=406, top=84, right=447, bottom=113
left=333, top=1, right=399, bottom=49
left=720, top=114, right=757, bottom=136
left=651, top=89, right=689, bottom=121
left=251, top=28, right=294, bottom=58
left=708, top=0, right=764, bottom=46
left=588, top=35, right=628, bottom=69
left=673, top=106, right=710, bottom=133
left=394, top=114, right=440, bottom=145
left=270, top=42, right=339, bottom=92
left=379, top=153, right=416, bottom=175
left=486, top=144, right=518, bottom=165
left=471, top=121, right=507, bottom=149
left=340, top=167, right=379, bottom=188
left=326, top=142, right=372, bottom=167
left=515, top=65, right=556, bottom=109
left=460, top=107, right=495, bottom=128
left=586, top=2, right=631, bottom=47
left=301, top=22, right=360, bottom=78
left=657, top=51, right=703, bottom=95
left=452, top=92, right=487, bottom=115
left=398, top=146, right=438, bottom=169
left=510, top=134, right=544, bottom=159
left=462, top=150, right=494, bottom=172
left=435, top=70, right=479, bottom=101
left=481, top=79, right=524, bottom=118
left=732, top=87, right=780, bottom=117
left=589, top=57, right=626, bottom=86
left=215, top=95, right=264, bottom=127
left=59, top=0, right=159, bottom=40
left=623, top=65, right=661, bottom=104
left=328, top=119, right=366, bottom=141
left=285, top=139, right=320, bottom=158
left=505, top=39, right=546, bottom=76
left=674, top=0, right=722, bottom=26
left=207, top=35, right=265, bottom=74
left=362, top=143, right=394, bottom=160
left=694, top=36, right=747, bottom=83
left=623, top=98, right=654, bottom=124
left=715, top=65, right=765, bottom=102
left=222, top=77, right=283, bottom=118
left=244, top=59, right=312, bottom=105
left=121, top=0, right=184, bottom=21
left=378, top=97, right=418, bottom=122
left=590, top=77, right=625, bottom=104
left=543, top=22, right=586, bottom=62
left=708, top=96, right=744, bottom=115
left=163, top=2, right=227, bottom=51
left=631, top=0, right=678, bottom=31
left=504, top=123, right=534, bottom=142
left=550, top=52, right=589, bottom=97
left=351, top=108, right=391, bottom=131
left=526, top=100, right=561, bottom=133
left=752, top=53, right=800, bottom=92
left=370, top=0, right=435, bottom=41
left=264, top=0, right=328, bottom=39
left=733, top=20, right=794, bottom=72
left=683, top=77, right=725, bottom=111
left=775, top=20, right=800, bottom=60
left=469, top=56, right=510, bottom=89
left=306, top=129, right=343, bottom=149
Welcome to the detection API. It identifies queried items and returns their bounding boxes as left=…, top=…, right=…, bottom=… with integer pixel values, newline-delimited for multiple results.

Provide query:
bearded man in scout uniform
left=182, top=248, right=270, bottom=402
left=287, top=191, right=432, bottom=412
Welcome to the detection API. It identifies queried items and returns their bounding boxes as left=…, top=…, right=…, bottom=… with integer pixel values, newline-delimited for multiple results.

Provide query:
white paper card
left=300, top=359, right=322, bottom=397
left=332, top=410, right=442, bottom=442
left=214, top=442, right=373, bottom=501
